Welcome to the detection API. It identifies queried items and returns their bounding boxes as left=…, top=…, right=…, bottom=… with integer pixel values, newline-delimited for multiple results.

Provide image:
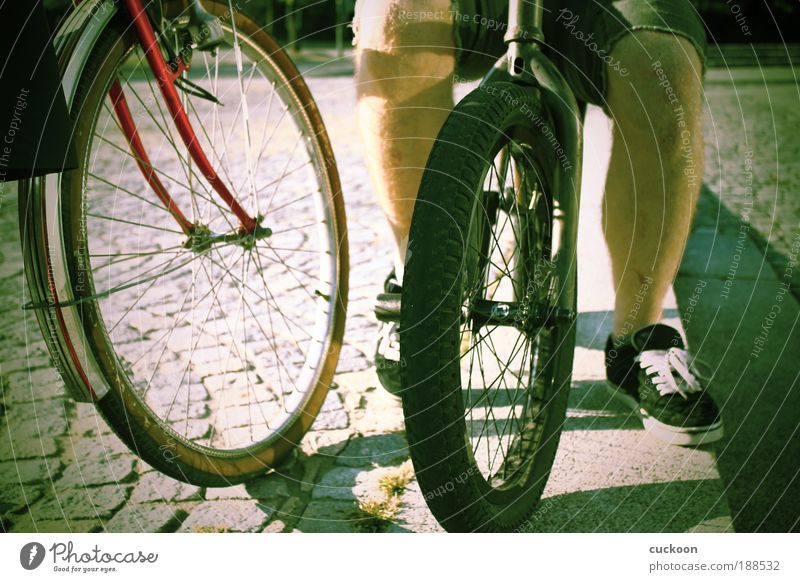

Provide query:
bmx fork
left=493, top=0, right=583, bottom=309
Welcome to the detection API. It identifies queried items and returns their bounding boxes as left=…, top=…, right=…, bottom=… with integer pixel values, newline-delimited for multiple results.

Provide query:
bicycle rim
left=50, top=3, right=346, bottom=475
left=461, top=133, right=561, bottom=493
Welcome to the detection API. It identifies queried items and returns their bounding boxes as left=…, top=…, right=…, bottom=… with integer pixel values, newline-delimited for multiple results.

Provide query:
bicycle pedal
left=374, top=292, right=401, bottom=323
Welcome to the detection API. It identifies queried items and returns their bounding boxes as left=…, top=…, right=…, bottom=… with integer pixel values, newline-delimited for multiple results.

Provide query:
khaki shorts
left=454, top=0, right=707, bottom=106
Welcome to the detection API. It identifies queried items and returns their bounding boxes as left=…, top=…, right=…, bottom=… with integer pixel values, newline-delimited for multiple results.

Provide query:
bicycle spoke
left=90, top=245, right=184, bottom=272
left=91, top=129, right=235, bottom=227
left=70, top=12, right=340, bottom=457
left=105, top=249, right=189, bottom=334
left=226, top=8, right=260, bottom=217
left=459, top=142, right=557, bottom=483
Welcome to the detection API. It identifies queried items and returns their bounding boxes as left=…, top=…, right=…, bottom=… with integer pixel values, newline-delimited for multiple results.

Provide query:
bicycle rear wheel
left=22, top=1, right=347, bottom=485
left=401, top=82, right=576, bottom=531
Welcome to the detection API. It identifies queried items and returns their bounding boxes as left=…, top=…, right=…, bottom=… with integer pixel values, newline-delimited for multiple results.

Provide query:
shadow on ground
left=675, top=185, right=800, bottom=532
left=521, top=480, right=732, bottom=532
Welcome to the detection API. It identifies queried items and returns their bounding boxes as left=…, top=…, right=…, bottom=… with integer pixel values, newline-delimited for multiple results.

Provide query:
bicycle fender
left=54, top=0, right=120, bottom=108
left=16, top=1, right=120, bottom=403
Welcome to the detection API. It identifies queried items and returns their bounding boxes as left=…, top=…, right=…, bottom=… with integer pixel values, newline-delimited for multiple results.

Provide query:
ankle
left=610, top=332, right=632, bottom=349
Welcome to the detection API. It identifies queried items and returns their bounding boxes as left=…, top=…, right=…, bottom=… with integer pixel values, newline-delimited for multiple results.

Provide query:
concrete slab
left=680, top=228, right=777, bottom=280
left=531, top=106, right=733, bottom=532
left=674, top=275, right=800, bottom=532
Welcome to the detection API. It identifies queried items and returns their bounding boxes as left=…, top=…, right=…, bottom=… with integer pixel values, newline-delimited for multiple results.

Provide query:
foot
left=605, top=324, right=723, bottom=446
left=374, top=270, right=403, bottom=398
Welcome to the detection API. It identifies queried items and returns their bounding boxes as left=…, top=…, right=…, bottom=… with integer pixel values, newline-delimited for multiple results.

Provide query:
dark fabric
left=454, top=0, right=707, bottom=108
left=604, top=334, right=640, bottom=396
left=0, top=1, right=77, bottom=181
left=631, top=322, right=684, bottom=352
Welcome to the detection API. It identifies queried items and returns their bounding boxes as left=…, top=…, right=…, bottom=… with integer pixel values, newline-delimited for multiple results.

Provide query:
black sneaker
left=605, top=324, right=723, bottom=446
left=374, top=270, right=403, bottom=398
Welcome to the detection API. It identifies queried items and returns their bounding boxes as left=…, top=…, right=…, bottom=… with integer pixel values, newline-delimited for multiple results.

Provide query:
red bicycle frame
left=109, top=0, right=258, bottom=234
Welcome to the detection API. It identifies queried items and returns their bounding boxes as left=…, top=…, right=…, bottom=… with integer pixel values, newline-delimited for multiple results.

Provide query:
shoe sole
left=605, top=382, right=724, bottom=446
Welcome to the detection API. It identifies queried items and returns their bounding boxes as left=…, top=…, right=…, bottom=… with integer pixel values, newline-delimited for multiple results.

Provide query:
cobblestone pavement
left=0, top=69, right=794, bottom=533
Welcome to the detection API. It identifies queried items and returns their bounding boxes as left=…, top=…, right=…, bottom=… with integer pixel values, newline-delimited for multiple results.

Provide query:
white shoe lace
left=637, top=347, right=705, bottom=399
left=379, top=322, right=400, bottom=361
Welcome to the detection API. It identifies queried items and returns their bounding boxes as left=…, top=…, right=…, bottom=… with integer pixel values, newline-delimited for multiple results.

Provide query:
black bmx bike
left=399, top=0, right=583, bottom=532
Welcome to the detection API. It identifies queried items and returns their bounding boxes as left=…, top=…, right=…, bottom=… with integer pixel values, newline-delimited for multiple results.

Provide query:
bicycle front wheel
left=401, top=82, right=577, bottom=531
left=26, top=1, right=347, bottom=485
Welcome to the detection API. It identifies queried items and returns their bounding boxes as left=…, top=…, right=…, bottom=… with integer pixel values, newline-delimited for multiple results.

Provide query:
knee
left=607, top=31, right=703, bottom=143
left=354, top=0, right=456, bottom=99
left=354, top=0, right=454, bottom=54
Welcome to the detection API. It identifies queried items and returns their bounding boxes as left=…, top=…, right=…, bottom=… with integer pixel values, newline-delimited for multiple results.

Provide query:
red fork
left=108, top=80, right=195, bottom=235
left=120, top=0, right=258, bottom=233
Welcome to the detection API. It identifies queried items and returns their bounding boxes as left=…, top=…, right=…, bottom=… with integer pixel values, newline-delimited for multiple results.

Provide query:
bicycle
left=398, top=0, right=583, bottom=531
left=18, top=0, right=578, bottom=530
left=18, top=0, right=348, bottom=486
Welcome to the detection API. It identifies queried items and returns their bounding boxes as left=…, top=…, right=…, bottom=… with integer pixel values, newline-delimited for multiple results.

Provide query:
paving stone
left=129, top=471, right=201, bottom=503
left=337, top=433, right=408, bottom=467
left=57, top=456, right=137, bottom=487
left=0, top=355, right=50, bottom=375
left=0, top=483, right=43, bottom=513
left=244, top=476, right=291, bottom=500
left=4, top=398, right=67, bottom=421
left=320, top=390, right=344, bottom=411
left=312, top=467, right=361, bottom=501
left=335, top=371, right=405, bottom=434
left=300, top=429, right=351, bottom=458
left=104, top=503, right=186, bottom=533
left=351, top=398, right=405, bottom=434
left=63, top=433, right=133, bottom=463
left=32, top=485, right=131, bottom=520
left=276, top=495, right=306, bottom=528
left=311, top=408, right=349, bottom=430
left=0, top=326, right=48, bottom=349
left=298, top=455, right=328, bottom=493
left=68, top=412, right=115, bottom=438
left=309, top=464, right=404, bottom=505
left=11, top=517, right=103, bottom=533
left=1, top=368, right=65, bottom=403
left=0, top=457, right=63, bottom=485
left=204, top=484, right=251, bottom=500
left=0, top=434, right=59, bottom=460
left=388, top=481, right=445, bottom=533
left=262, top=519, right=286, bottom=533
left=293, top=500, right=361, bottom=533
left=2, top=413, right=68, bottom=442
left=179, top=500, right=271, bottom=532
left=339, top=345, right=374, bottom=372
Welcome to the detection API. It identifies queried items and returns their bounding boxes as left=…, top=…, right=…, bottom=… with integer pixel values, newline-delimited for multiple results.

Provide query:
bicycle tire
left=22, top=1, right=348, bottom=486
left=400, top=82, right=576, bottom=531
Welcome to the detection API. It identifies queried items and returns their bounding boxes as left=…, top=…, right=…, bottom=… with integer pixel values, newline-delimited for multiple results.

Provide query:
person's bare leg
left=354, top=0, right=456, bottom=280
left=603, top=31, right=704, bottom=340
